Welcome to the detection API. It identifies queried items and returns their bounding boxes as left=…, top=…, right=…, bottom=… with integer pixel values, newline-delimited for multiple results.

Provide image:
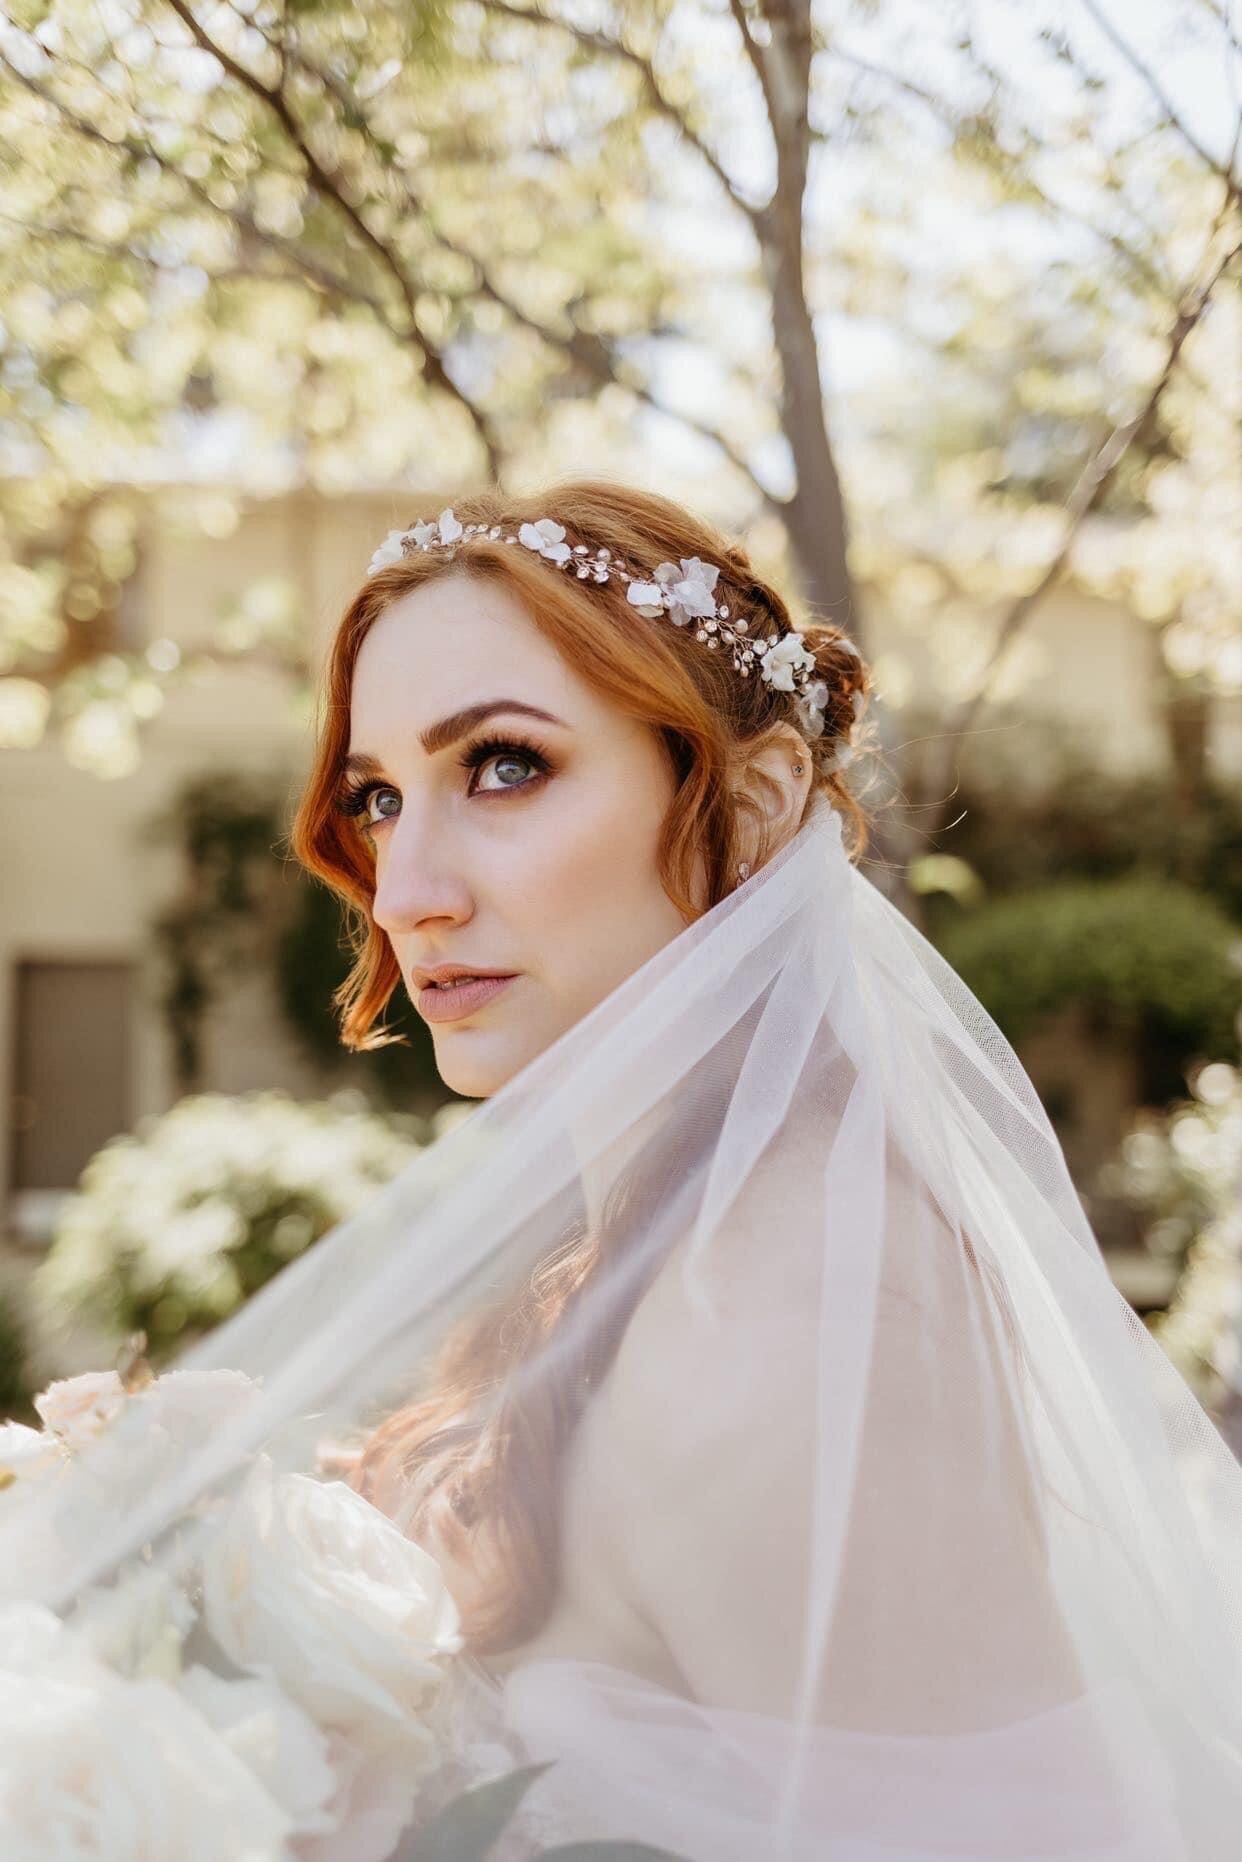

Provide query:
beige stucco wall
left=2, top=486, right=1237, bottom=1236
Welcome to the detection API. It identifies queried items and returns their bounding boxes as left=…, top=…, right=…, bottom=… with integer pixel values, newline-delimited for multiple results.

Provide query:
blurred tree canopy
left=0, top=0, right=1238, bottom=792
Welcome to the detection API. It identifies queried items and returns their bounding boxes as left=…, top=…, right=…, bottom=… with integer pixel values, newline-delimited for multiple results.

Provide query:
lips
left=415, top=974, right=518, bottom=1024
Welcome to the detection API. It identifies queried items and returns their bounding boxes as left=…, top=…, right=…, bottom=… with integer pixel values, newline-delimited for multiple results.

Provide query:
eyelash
left=334, top=733, right=552, bottom=832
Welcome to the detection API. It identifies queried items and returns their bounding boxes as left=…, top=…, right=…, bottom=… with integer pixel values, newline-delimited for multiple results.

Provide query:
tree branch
left=919, top=219, right=1240, bottom=829
left=1079, top=0, right=1240, bottom=191
left=471, top=0, right=765, bottom=226
left=823, top=42, right=1175, bottom=299
left=727, top=0, right=781, bottom=127
left=7, top=14, right=785, bottom=517
left=0, top=55, right=398, bottom=323
left=158, top=0, right=504, bottom=477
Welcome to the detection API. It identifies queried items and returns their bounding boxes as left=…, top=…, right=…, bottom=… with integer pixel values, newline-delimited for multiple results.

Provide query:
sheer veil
left=4, top=789, right=1241, bottom=1858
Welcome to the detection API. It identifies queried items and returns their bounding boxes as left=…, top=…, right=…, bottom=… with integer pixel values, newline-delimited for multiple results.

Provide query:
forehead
left=347, top=571, right=585, bottom=753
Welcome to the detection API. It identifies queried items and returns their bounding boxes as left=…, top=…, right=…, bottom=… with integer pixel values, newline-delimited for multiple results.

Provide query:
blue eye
left=332, top=734, right=552, bottom=835
left=333, top=781, right=399, bottom=834
left=458, top=734, right=552, bottom=798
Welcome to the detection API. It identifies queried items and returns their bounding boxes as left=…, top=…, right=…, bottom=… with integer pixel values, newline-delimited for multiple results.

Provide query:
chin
left=433, top=1035, right=527, bottom=1100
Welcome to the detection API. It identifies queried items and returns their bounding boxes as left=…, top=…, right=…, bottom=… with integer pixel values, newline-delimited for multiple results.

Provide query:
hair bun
left=796, top=622, right=871, bottom=768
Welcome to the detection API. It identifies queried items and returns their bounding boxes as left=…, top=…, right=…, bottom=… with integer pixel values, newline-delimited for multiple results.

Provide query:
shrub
left=35, top=1088, right=445, bottom=1361
left=934, top=876, right=1242, bottom=1102
left=1102, top=1056, right=1242, bottom=1408
left=910, top=728, right=1242, bottom=921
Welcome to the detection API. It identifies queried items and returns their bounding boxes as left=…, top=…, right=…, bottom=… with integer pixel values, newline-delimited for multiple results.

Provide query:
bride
left=6, top=478, right=1241, bottom=1859
left=283, top=480, right=1242, bottom=1855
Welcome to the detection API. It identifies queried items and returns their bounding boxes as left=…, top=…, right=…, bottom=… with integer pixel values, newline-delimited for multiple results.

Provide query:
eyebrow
left=343, top=699, right=569, bottom=776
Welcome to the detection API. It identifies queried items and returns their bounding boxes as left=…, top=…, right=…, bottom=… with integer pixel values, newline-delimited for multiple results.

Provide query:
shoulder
left=581, top=1222, right=824, bottom=1714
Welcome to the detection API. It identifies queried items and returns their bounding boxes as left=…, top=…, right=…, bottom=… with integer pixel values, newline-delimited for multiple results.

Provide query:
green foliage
left=924, top=754, right=1242, bottom=923
left=934, top=875, right=1241, bottom=1102
left=145, top=771, right=290, bottom=1090
left=275, top=867, right=442, bottom=1108
left=2, top=0, right=1236, bottom=767
left=399, top=1760, right=689, bottom=1861
left=401, top=1763, right=556, bottom=1861
left=146, top=770, right=443, bottom=1110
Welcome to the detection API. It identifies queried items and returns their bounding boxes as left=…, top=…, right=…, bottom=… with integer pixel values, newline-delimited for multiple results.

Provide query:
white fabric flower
left=794, top=695, right=827, bottom=739
left=761, top=631, right=817, bottom=691
left=626, top=580, right=666, bottom=617
left=409, top=508, right=463, bottom=550
left=201, top=1458, right=462, bottom=1743
left=664, top=557, right=720, bottom=621
left=518, top=518, right=572, bottom=564
left=0, top=1604, right=296, bottom=1861
left=366, top=530, right=408, bottom=577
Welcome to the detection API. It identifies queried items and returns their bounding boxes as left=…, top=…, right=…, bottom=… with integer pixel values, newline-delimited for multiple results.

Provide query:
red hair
left=290, top=478, right=874, bottom=1651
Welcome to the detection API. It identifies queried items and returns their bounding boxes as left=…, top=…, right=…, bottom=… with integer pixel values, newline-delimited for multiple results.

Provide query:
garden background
left=0, top=0, right=1239, bottom=1443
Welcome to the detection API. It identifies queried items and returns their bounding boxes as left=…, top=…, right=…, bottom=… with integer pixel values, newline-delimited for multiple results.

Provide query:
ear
left=730, top=724, right=814, bottom=873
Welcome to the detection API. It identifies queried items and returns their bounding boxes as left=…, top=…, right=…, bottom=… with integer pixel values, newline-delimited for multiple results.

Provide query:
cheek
left=498, top=765, right=674, bottom=960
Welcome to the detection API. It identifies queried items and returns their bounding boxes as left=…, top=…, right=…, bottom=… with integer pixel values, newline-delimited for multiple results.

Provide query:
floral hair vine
left=367, top=508, right=866, bottom=768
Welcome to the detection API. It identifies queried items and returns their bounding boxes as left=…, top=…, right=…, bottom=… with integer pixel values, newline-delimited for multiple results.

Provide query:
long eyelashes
left=333, top=734, right=552, bottom=832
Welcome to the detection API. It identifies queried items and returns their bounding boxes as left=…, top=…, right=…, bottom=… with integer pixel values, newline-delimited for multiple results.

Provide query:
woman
left=6, top=479, right=1237, bottom=1859
left=273, top=479, right=1242, bottom=1856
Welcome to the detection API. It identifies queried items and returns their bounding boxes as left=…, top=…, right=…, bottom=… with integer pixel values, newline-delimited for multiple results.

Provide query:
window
left=8, top=959, right=134, bottom=1240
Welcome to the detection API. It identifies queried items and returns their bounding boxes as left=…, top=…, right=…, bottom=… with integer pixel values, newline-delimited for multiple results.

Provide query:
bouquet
left=0, top=1353, right=685, bottom=1862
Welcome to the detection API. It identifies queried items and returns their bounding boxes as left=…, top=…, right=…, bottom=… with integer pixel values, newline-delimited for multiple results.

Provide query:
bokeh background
left=0, top=1, right=1238, bottom=1441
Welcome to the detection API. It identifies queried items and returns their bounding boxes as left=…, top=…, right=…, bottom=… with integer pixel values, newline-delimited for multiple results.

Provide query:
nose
left=371, top=809, right=474, bottom=940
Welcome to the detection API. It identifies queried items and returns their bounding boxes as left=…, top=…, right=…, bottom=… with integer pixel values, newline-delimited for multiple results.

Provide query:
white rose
left=0, top=1418, right=60, bottom=1480
left=180, top=1665, right=338, bottom=1841
left=201, top=1458, right=462, bottom=1743
left=436, top=507, right=463, bottom=544
left=59, top=1368, right=265, bottom=1507
left=33, top=1367, right=261, bottom=1456
left=0, top=1604, right=295, bottom=1862
left=0, top=1370, right=265, bottom=1603
left=34, top=1370, right=127, bottom=1445
left=67, top=1565, right=197, bottom=1683
left=301, top=1733, right=431, bottom=1862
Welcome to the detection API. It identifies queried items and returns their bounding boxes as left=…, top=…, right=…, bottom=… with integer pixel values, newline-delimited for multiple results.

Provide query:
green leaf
left=397, top=1762, right=556, bottom=1861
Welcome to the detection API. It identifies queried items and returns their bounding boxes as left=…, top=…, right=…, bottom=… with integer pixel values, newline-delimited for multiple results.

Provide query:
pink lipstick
left=416, top=974, right=517, bottom=1024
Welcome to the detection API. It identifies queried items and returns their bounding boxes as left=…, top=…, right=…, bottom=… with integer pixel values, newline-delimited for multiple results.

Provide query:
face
left=344, top=570, right=696, bottom=1098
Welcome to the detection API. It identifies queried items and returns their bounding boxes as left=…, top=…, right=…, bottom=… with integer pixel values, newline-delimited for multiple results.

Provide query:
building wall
left=2, top=487, right=1236, bottom=1238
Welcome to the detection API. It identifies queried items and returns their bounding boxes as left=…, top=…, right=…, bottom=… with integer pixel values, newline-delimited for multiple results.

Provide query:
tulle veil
left=3, top=788, right=1241, bottom=1859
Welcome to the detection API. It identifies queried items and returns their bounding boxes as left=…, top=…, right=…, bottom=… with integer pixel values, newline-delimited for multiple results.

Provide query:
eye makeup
left=333, top=732, right=553, bottom=833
